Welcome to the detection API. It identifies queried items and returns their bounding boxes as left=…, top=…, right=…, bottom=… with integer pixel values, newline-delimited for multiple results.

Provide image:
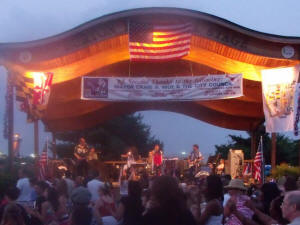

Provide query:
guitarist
left=188, top=144, right=203, bottom=177
left=74, top=137, right=89, bottom=176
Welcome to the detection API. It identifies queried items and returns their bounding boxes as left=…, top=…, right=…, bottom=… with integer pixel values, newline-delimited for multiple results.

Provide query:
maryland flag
left=14, top=72, right=53, bottom=122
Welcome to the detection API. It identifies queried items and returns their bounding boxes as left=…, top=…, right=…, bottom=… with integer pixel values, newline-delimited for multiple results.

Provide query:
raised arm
left=245, top=200, right=278, bottom=225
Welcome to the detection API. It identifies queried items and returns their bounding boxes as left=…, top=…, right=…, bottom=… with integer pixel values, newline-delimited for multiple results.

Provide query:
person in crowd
left=225, top=199, right=258, bottom=225
left=95, top=183, right=116, bottom=217
left=29, top=178, right=38, bottom=202
left=197, top=175, right=223, bottom=225
left=56, top=179, right=71, bottom=215
left=119, top=166, right=137, bottom=197
left=113, top=181, right=143, bottom=225
left=242, top=195, right=289, bottom=225
left=70, top=206, right=93, bottom=225
left=224, top=179, right=254, bottom=225
left=297, top=177, right=300, bottom=189
left=0, top=203, right=26, bottom=225
left=142, top=176, right=196, bottom=225
left=87, top=170, right=104, bottom=204
left=0, top=187, right=30, bottom=225
left=221, top=175, right=232, bottom=207
left=39, top=187, right=69, bottom=225
left=16, top=168, right=34, bottom=205
left=141, top=189, right=151, bottom=215
left=139, top=169, right=149, bottom=190
left=74, top=176, right=84, bottom=188
left=70, top=186, right=102, bottom=225
left=95, top=183, right=117, bottom=225
left=260, top=182, right=281, bottom=215
left=281, top=190, right=300, bottom=225
left=119, top=170, right=129, bottom=197
left=284, top=176, right=298, bottom=192
left=63, top=171, right=75, bottom=198
left=74, top=137, right=89, bottom=177
left=33, top=181, right=48, bottom=212
left=26, top=181, right=49, bottom=225
left=186, top=185, right=200, bottom=212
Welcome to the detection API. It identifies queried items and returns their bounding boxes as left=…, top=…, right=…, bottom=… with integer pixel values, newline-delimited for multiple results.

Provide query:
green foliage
left=215, top=131, right=299, bottom=166
left=272, top=163, right=300, bottom=179
left=54, top=113, right=163, bottom=160
left=214, top=134, right=252, bottom=160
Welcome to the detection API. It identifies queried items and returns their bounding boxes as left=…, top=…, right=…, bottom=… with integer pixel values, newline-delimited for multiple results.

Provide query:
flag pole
left=260, top=136, right=265, bottom=184
left=7, top=72, right=14, bottom=171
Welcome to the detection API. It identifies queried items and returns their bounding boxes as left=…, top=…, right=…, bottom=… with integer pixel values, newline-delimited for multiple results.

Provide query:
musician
left=152, top=144, right=163, bottom=176
left=87, top=147, right=98, bottom=170
left=87, top=147, right=98, bottom=161
left=74, top=137, right=89, bottom=176
left=188, top=144, right=203, bottom=176
left=216, top=159, right=225, bottom=175
left=121, top=147, right=138, bottom=170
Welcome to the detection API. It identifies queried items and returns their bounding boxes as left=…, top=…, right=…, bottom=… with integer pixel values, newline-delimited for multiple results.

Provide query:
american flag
left=38, top=142, right=48, bottom=180
left=129, top=21, right=192, bottom=61
left=254, top=137, right=264, bottom=183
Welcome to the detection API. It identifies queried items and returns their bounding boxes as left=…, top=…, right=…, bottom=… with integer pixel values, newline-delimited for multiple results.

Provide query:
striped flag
left=38, top=142, right=48, bottom=180
left=129, top=21, right=192, bottom=61
left=15, top=72, right=53, bottom=122
left=254, top=137, right=264, bottom=183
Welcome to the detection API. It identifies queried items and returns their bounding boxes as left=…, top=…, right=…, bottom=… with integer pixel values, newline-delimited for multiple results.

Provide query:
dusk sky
left=0, top=1, right=300, bottom=159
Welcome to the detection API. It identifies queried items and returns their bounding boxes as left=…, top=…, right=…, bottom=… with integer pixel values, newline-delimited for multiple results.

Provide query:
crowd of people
left=1, top=165, right=300, bottom=225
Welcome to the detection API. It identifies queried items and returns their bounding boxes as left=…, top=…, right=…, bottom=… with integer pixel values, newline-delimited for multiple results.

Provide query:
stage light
left=261, top=66, right=296, bottom=85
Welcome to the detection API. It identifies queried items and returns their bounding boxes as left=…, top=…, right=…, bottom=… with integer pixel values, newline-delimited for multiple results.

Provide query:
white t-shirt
left=16, top=177, right=33, bottom=202
left=87, top=179, right=104, bottom=203
left=223, top=193, right=230, bottom=207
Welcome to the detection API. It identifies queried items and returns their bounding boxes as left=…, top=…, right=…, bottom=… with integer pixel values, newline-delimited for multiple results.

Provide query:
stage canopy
left=0, top=8, right=300, bottom=132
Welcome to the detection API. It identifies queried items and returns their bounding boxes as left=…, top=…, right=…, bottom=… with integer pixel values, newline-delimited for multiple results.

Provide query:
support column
left=250, top=131, right=257, bottom=159
left=271, top=133, right=277, bottom=169
left=52, top=133, right=57, bottom=159
left=299, top=140, right=300, bottom=166
left=34, top=120, right=39, bottom=157
left=7, top=73, right=14, bottom=170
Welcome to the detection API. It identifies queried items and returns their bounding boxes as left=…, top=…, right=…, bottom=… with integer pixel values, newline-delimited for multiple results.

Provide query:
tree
left=54, top=113, right=163, bottom=160
left=215, top=132, right=299, bottom=166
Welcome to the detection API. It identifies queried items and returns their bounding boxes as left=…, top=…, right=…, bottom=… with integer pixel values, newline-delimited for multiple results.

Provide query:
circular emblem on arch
left=19, top=51, right=32, bottom=63
left=281, top=45, right=295, bottom=59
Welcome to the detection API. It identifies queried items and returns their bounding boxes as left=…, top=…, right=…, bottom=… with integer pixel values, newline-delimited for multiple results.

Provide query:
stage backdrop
left=81, top=74, right=243, bottom=101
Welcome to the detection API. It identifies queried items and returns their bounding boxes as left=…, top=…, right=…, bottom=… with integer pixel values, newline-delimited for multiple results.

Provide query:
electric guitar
left=188, top=156, right=203, bottom=168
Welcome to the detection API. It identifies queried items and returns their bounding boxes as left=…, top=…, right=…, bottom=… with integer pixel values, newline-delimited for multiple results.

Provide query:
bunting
left=14, top=72, right=53, bottom=122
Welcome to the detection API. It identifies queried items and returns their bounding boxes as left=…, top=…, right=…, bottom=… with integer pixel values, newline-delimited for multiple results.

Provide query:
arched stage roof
left=0, top=7, right=300, bottom=132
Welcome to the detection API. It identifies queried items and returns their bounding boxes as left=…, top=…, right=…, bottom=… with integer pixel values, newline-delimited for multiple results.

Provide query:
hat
left=71, top=187, right=91, bottom=205
left=224, top=179, right=247, bottom=191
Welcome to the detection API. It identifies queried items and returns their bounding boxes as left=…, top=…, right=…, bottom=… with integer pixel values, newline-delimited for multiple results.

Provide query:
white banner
left=81, top=74, right=243, bottom=101
left=293, top=83, right=300, bottom=135
left=261, top=65, right=300, bottom=133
